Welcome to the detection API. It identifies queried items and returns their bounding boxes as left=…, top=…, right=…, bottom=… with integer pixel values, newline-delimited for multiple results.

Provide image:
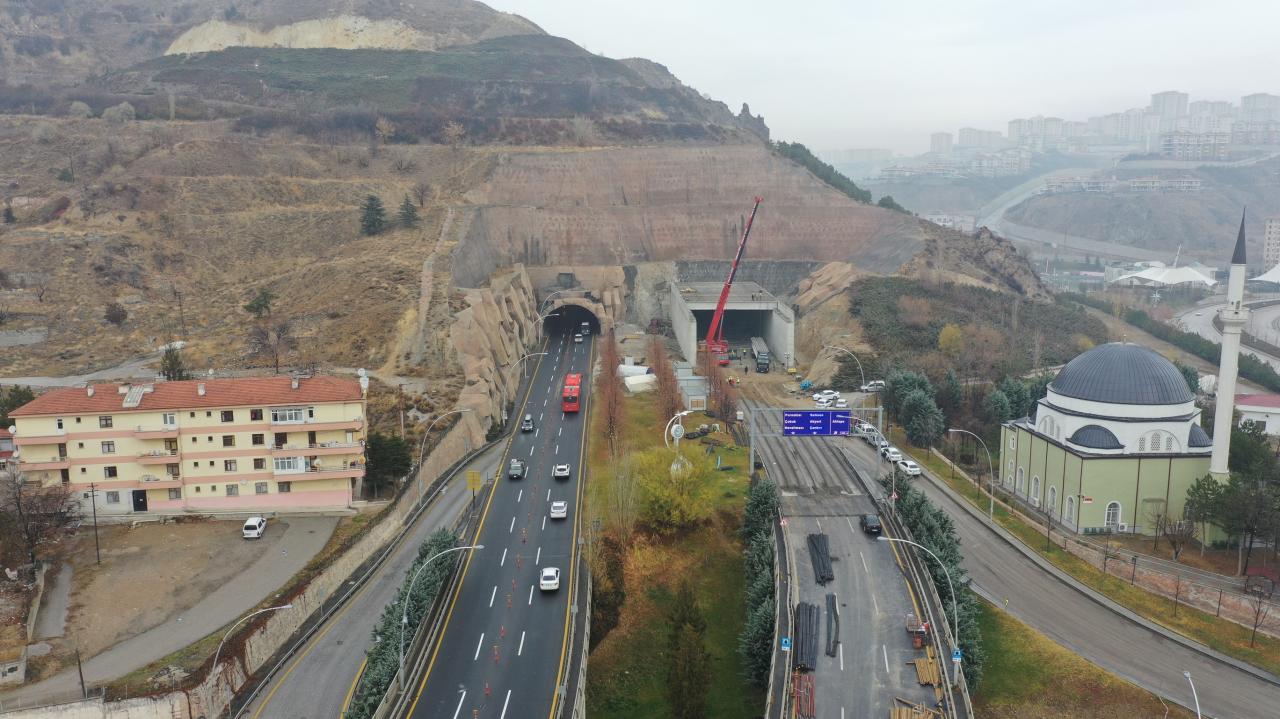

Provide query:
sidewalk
left=0, top=517, right=338, bottom=707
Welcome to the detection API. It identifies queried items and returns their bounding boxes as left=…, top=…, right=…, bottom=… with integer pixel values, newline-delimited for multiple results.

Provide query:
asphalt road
left=748, top=403, right=935, bottom=718
left=404, top=328, right=592, bottom=719
left=840, top=437, right=1280, bottom=719
left=1176, top=298, right=1280, bottom=373
left=242, top=450, right=503, bottom=719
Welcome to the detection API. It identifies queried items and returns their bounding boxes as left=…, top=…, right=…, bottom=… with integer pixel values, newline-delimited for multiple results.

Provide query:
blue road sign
left=781, top=636, right=792, bottom=651
left=782, top=410, right=853, bottom=436
left=951, top=648, right=962, bottom=663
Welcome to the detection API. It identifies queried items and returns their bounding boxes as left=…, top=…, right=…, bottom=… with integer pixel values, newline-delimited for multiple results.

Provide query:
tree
left=104, top=302, right=127, bottom=326
left=411, top=182, right=432, bottom=207
left=1184, top=474, right=1224, bottom=556
left=666, top=582, right=707, bottom=651
left=160, top=346, right=190, bottom=381
left=1218, top=473, right=1279, bottom=575
left=67, top=101, right=92, bottom=119
left=668, top=621, right=711, bottom=719
left=982, top=388, right=1012, bottom=423
left=597, top=330, right=626, bottom=459
left=365, top=432, right=411, bottom=498
left=2, top=206, right=13, bottom=224
left=442, top=121, right=466, bottom=149
left=939, top=369, right=963, bottom=418
left=243, top=288, right=276, bottom=319
left=1174, top=361, right=1200, bottom=395
left=605, top=455, right=639, bottom=543
left=247, top=319, right=297, bottom=374
left=651, top=335, right=683, bottom=422
left=0, top=464, right=76, bottom=573
left=397, top=195, right=419, bottom=228
left=877, top=195, right=908, bottom=213
left=937, top=323, right=965, bottom=360
left=737, top=591, right=775, bottom=688
left=1163, top=518, right=1196, bottom=562
left=101, top=101, right=135, bottom=124
left=360, top=195, right=387, bottom=235
left=0, top=386, right=36, bottom=425
left=998, top=376, right=1030, bottom=418
left=902, top=390, right=945, bottom=447
left=633, top=446, right=713, bottom=532
left=1247, top=593, right=1273, bottom=648
left=884, top=370, right=933, bottom=421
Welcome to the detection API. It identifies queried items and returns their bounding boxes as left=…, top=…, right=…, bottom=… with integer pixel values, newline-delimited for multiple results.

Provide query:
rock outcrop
left=899, top=225, right=1052, bottom=302
left=449, top=266, right=539, bottom=431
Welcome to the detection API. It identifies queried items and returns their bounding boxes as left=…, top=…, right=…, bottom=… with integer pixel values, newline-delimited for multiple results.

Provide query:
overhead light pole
left=878, top=536, right=959, bottom=685
left=399, top=545, right=484, bottom=682
left=416, top=408, right=474, bottom=469
left=821, top=345, right=865, bottom=390
left=1183, top=671, right=1202, bottom=719
left=947, top=428, right=995, bottom=520
left=211, top=603, right=294, bottom=681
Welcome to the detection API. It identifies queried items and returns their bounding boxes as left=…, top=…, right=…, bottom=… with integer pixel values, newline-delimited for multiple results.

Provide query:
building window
left=307, top=407, right=315, bottom=419
left=105, top=491, right=120, bottom=504
left=222, top=435, right=235, bottom=448
left=166, top=463, right=180, bottom=477
left=255, top=482, right=268, bottom=495
left=226, top=484, right=239, bottom=497
left=208, top=460, right=215, bottom=467
left=253, top=458, right=266, bottom=470
left=221, top=410, right=235, bottom=423
left=1016, top=467, right=1025, bottom=493
left=1008, top=435, right=1016, bottom=450
left=251, top=433, right=265, bottom=446
left=103, top=466, right=118, bottom=479
left=1048, top=486, right=1058, bottom=515
left=189, top=412, right=196, bottom=418
left=278, top=481, right=291, bottom=493
left=1065, top=496, right=1076, bottom=525
left=98, top=415, right=113, bottom=428
left=192, top=436, right=198, bottom=444
left=251, top=408, right=264, bottom=421
left=274, top=456, right=303, bottom=472
left=271, top=407, right=305, bottom=423
left=224, top=460, right=238, bottom=472
left=168, top=488, right=182, bottom=500
left=80, top=467, right=87, bottom=474
left=56, top=418, right=64, bottom=429
left=163, top=413, right=176, bottom=426
left=192, top=461, right=199, bottom=468
left=1031, top=476, right=1041, bottom=502
left=1138, top=436, right=1146, bottom=452
left=195, top=486, right=201, bottom=493
left=206, top=411, right=212, bottom=418
left=1165, top=435, right=1175, bottom=451
left=100, top=441, right=115, bottom=454
left=1105, top=501, right=1122, bottom=530
left=77, top=442, right=84, bottom=449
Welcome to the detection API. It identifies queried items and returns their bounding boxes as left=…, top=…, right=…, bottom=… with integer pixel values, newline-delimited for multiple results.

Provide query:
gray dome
left=1068, top=424, right=1123, bottom=450
left=1189, top=424, right=1212, bottom=448
left=1050, top=343, right=1193, bottom=406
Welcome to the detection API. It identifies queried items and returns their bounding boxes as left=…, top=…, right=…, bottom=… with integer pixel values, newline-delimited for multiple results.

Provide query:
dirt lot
left=26, top=519, right=285, bottom=679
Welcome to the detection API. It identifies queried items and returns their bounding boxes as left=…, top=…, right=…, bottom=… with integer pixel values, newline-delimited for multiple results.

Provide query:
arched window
left=1065, top=495, right=1076, bottom=526
left=1016, top=467, right=1025, bottom=494
left=1007, top=459, right=1015, bottom=485
left=1048, top=486, right=1058, bottom=516
left=1031, top=475, right=1041, bottom=502
left=1165, top=435, right=1175, bottom=451
left=1105, top=501, right=1122, bottom=530
left=1138, top=436, right=1146, bottom=452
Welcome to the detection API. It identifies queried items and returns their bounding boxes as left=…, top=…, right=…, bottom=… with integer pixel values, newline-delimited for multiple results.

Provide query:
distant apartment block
left=1128, top=176, right=1201, bottom=193
left=1160, top=131, right=1231, bottom=161
left=1150, top=90, right=1189, bottom=132
left=923, top=213, right=976, bottom=233
left=957, top=127, right=1003, bottom=148
left=930, top=132, right=953, bottom=155
left=8, top=376, right=367, bottom=515
left=1232, top=122, right=1280, bottom=146
left=1042, top=176, right=1117, bottom=194
left=1241, top=93, right=1280, bottom=123
left=1265, top=219, right=1280, bottom=270
left=0, top=427, right=13, bottom=472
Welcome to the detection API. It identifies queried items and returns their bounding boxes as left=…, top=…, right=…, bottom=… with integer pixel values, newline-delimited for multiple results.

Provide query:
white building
left=1265, top=219, right=1280, bottom=270
left=1235, top=394, right=1280, bottom=434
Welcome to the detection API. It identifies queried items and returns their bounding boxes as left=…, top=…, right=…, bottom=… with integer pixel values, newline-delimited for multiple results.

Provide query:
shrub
left=102, top=102, right=136, bottom=124
left=104, top=302, right=127, bottom=326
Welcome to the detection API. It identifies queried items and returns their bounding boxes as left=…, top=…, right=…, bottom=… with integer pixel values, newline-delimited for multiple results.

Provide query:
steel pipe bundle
left=794, top=602, right=821, bottom=671
left=825, top=592, right=840, bottom=657
left=806, top=533, right=834, bottom=585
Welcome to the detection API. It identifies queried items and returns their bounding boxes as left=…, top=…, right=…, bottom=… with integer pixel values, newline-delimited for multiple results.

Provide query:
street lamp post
left=1183, top=671, right=1202, bottom=719
left=211, top=603, right=294, bottom=686
left=416, top=409, right=474, bottom=469
left=821, top=345, right=865, bottom=390
left=947, top=428, right=995, bottom=520
left=399, top=545, right=484, bottom=683
left=878, top=536, right=959, bottom=682
left=664, top=410, right=695, bottom=479
left=663, top=410, right=695, bottom=451
left=518, top=351, right=548, bottom=379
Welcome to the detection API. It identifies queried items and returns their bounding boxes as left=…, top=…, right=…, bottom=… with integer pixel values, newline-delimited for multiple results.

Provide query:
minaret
left=1210, top=210, right=1250, bottom=478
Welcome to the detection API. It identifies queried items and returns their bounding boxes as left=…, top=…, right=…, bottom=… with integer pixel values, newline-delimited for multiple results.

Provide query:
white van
left=242, top=516, right=267, bottom=539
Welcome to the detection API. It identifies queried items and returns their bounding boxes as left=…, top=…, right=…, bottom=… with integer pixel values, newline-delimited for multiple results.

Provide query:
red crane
left=705, top=196, right=763, bottom=366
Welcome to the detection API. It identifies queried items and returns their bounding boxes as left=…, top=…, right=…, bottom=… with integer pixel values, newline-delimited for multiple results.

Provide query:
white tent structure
left=1250, top=264, right=1280, bottom=284
left=1113, top=265, right=1217, bottom=288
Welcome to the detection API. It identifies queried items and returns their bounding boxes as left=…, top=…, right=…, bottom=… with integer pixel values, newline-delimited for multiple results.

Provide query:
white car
left=812, top=389, right=840, bottom=401
left=549, top=500, right=568, bottom=519
left=834, top=398, right=849, bottom=409
left=573, top=333, right=584, bottom=344
left=242, top=516, right=266, bottom=539
left=539, top=567, right=561, bottom=591
left=860, top=380, right=886, bottom=392
left=881, top=446, right=903, bottom=462
left=897, top=459, right=922, bottom=476
left=815, top=398, right=833, bottom=408
left=552, top=463, right=572, bottom=479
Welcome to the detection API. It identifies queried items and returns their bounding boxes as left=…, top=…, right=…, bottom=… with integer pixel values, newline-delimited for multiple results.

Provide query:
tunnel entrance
left=691, top=308, right=772, bottom=353
left=669, top=280, right=795, bottom=371
left=545, top=303, right=600, bottom=337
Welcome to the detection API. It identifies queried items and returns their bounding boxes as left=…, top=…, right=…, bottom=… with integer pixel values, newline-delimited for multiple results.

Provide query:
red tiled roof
left=1236, top=393, right=1280, bottom=410
left=9, top=376, right=363, bottom=417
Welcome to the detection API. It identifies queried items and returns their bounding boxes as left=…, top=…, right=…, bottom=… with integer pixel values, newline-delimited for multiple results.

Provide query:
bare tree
left=597, top=330, right=625, bottom=459
left=607, top=455, right=638, bottom=545
left=1101, top=541, right=1122, bottom=578
left=391, top=155, right=418, bottom=175
left=0, top=465, right=77, bottom=574
left=247, top=319, right=297, bottom=374
left=651, top=335, right=683, bottom=422
left=442, top=121, right=466, bottom=150
left=1247, top=593, right=1273, bottom=648
left=411, top=181, right=432, bottom=208
left=1163, top=519, right=1196, bottom=562
left=1143, top=498, right=1168, bottom=552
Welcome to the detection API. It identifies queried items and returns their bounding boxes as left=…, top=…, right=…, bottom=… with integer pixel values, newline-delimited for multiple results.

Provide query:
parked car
left=549, top=500, right=568, bottom=519
left=815, top=398, right=834, bottom=408
left=520, top=414, right=535, bottom=432
left=573, top=333, right=584, bottom=344
left=242, top=516, right=267, bottom=539
left=897, top=459, right=922, bottom=476
left=880, top=446, right=903, bottom=462
left=508, top=459, right=527, bottom=480
left=552, top=463, right=572, bottom=479
left=580, top=322, right=591, bottom=336
left=812, top=389, right=840, bottom=401
left=859, top=513, right=882, bottom=535
left=875, top=438, right=890, bottom=451
left=860, top=380, right=886, bottom=392
left=540, top=567, right=561, bottom=591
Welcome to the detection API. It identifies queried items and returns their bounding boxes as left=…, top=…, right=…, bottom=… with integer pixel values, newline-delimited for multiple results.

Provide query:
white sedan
left=897, top=459, right=922, bottom=476
left=552, top=463, right=572, bottom=479
left=812, top=389, right=840, bottom=401
left=549, top=500, right=568, bottom=519
left=539, top=567, right=561, bottom=591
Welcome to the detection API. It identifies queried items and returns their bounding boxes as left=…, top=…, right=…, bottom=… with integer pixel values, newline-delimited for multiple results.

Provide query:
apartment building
left=0, top=427, right=13, bottom=472
left=1160, top=131, right=1231, bottom=161
left=1265, top=219, right=1280, bottom=270
left=8, top=375, right=367, bottom=515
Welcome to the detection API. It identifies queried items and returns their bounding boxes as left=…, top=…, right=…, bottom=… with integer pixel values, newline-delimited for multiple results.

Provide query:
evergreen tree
left=160, top=346, right=190, bottom=381
left=940, top=369, right=963, bottom=418
left=1174, top=361, right=1200, bottom=395
left=982, top=388, right=1012, bottom=423
left=0, top=385, right=36, bottom=425
left=666, top=582, right=707, bottom=652
left=738, top=597, right=775, bottom=688
left=902, top=390, right=945, bottom=447
left=360, top=195, right=387, bottom=235
left=398, top=194, right=419, bottom=228
left=884, top=370, right=934, bottom=421
left=243, top=288, right=275, bottom=319
left=998, top=376, right=1030, bottom=418
left=365, top=432, right=412, bottom=497
left=667, top=623, right=711, bottom=719
left=2, top=206, right=14, bottom=224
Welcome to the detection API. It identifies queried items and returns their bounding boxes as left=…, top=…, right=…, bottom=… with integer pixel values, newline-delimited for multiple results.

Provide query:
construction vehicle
left=750, top=336, right=771, bottom=373
left=704, top=196, right=763, bottom=366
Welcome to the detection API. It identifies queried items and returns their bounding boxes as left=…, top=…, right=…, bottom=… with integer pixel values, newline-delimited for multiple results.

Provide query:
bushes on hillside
left=737, top=479, right=778, bottom=688
left=772, top=141, right=872, bottom=203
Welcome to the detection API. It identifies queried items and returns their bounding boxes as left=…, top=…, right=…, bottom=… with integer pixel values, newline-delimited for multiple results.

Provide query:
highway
left=747, top=401, right=938, bottom=718
left=404, top=321, right=593, bottom=719
left=1176, top=297, right=1280, bottom=372
left=840, top=437, right=1280, bottom=719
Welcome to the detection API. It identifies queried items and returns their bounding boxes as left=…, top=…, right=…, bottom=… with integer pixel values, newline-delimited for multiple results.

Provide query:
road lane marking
left=543, top=398, right=548, bottom=407
left=816, top=518, right=823, bottom=531
left=839, top=643, right=844, bottom=671
left=530, top=446, right=535, bottom=457
left=500, top=689, right=512, bottom=719
left=555, top=444, right=559, bottom=455
left=452, top=691, right=467, bottom=719
left=517, top=489, right=523, bottom=503
left=518, top=631, right=526, bottom=656
left=535, top=428, right=539, bottom=438
left=337, top=656, right=365, bottom=718
left=473, top=633, right=485, bottom=661
left=540, top=412, right=544, bottom=422
left=882, top=644, right=889, bottom=673
left=872, top=593, right=880, bottom=615
left=490, top=585, right=497, bottom=607
left=542, top=516, right=547, bottom=530
left=528, top=585, right=534, bottom=605
left=501, top=548, right=508, bottom=566
left=860, top=551, right=869, bottom=574
left=546, top=489, right=551, bottom=501
left=558, top=427, right=562, bottom=437
left=535, top=546, right=541, bottom=565
left=509, top=517, right=516, bottom=533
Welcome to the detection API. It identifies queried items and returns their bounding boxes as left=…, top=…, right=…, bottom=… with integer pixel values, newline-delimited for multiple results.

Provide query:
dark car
left=859, top=513, right=882, bottom=535
left=508, top=459, right=527, bottom=480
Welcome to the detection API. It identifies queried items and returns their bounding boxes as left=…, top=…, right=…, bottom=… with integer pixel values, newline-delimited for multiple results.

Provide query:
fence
left=931, top=448, right=1280, bottom=641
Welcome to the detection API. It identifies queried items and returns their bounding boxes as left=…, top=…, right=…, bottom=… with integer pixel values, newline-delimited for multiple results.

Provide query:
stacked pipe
left=806, top=533, right=834, bottom=585
left=793, top=602, right=820, bottom=671
left=825, top=593, right=840, bottom=657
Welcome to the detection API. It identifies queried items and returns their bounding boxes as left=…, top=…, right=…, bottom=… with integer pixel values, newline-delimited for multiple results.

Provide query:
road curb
left=918, top=468, right=1280, bottom=689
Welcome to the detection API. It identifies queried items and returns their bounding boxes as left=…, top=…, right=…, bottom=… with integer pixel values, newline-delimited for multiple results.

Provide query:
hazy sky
left=484, top=0, right=1279, bottom=154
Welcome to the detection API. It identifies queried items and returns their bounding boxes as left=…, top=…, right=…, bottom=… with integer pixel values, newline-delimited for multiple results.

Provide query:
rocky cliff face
left=448, top=266, right=539, bottom=431
left=899, top=225, right=1051, bottom=302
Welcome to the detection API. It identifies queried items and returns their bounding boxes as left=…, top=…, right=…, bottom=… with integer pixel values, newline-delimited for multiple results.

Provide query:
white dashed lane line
left=541, top=516, right=546, bottom=531
left=535, top=546, right=541, bottom=565
left=527, top=585, right=534, bottom=605
left=489, top=585, right=497, bottom=607
left=545, top=489, right=551, bottom=501
left=452, top=692, right=467, bottom=719
left=518, top=631, right=526, bottom=656
left=501, top=548, right=507, bottom=565
left=509, top=516, right=515, bottom=533
left=500, top=690, right=512, bottom=719
left=517, top=489, right=523, bottom=502
left=473, top=633, right=485, bottom=661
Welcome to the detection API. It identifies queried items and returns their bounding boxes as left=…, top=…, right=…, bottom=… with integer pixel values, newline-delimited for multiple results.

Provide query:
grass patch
left=584, top=392, right=761, bottom=718
left=889, top=430, right=1280, bottom=678
left=974, top=599, right=1193, bottom=718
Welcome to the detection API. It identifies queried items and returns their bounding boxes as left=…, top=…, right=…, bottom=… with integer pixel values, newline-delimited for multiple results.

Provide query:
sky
left=483, top=0, right=1280, bottom=155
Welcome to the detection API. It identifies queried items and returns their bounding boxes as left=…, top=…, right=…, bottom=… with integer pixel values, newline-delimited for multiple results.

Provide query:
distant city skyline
left=483, top=0, right=1280, bottom=154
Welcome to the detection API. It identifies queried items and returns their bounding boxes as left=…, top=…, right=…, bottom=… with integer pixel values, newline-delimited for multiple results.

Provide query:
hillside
left=1003, top=159, right=1280, bottom=262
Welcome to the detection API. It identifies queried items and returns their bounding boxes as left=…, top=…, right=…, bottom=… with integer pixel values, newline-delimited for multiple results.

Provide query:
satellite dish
left=207, top=368, right=215, bottom=377
left=357, top=368, right=367, bottom=377
left=6, top=425, right=14, bottom=435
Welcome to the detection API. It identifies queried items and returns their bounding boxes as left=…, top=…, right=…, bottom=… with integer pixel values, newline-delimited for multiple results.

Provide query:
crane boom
left=705, top=196, right=763, bottom=364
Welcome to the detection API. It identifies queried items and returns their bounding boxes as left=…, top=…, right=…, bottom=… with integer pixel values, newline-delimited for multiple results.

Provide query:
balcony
left=270, top=441, right=363, bottom=458
left=133, top=424, right=179, bottom=440
left=273, top=462, right=365, bottom=480
left=139, top=474, right=182, bottom=489
left=21, top=456, right=70, bottom=471
left=137, top=449, right=179, bottom=465
left=269, top=417, right=364, bottom=432
left=13, top=430, right=67, bottom=446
